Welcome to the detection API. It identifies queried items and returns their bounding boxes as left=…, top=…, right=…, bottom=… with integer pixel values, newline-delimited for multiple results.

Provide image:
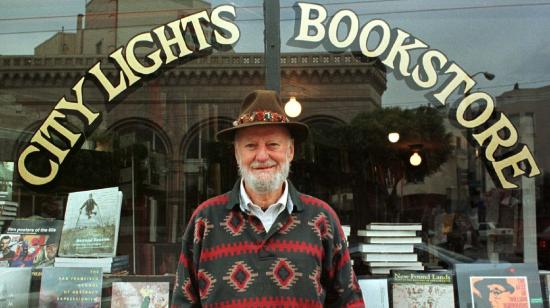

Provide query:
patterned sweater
left=172, top=180, right=365, bottom=308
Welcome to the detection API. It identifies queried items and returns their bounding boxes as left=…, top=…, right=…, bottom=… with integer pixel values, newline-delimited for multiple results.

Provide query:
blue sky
left=1, top=0, right=550, bottom=107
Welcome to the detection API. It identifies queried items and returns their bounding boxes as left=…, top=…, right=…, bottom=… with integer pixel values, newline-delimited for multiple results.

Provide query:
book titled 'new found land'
left=59, top=187, right=122, bottom=257
left=391, top=270, right=455, bottom=308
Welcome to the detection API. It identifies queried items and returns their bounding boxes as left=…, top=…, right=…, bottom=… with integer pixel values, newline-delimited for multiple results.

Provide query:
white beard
left=237, top=151, right=291, bottom=194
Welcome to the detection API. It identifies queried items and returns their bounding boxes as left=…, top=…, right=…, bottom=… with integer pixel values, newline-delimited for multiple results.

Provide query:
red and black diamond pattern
left=309, top=266, right=323, bottom=296
left=193, top=217, right=214, bottom=244
left=266, top=258, right=303, bottom=290
left=197, top=269, right=217, bottom=300
left=248, top=215, right=265, bottom=234
left=222, top=261, right=259, bottom=292
left=278, top=213, right=300, bottom=234
left=220, top=210, right=246, bottom=236
left=181, top=277, right=198, bottom=303
left=308, top=212, right=333, bottom=240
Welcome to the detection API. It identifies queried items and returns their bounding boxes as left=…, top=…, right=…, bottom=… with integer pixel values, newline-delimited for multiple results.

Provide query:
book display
left=0, top=268, right=32, bottom=307
left=5, top=219, right=63, bottom=268
left=455, top=263, right=544, bottom=308
left=356, top=223, right=423, bottom=274
left=39, top=267, right=103, bottom=307
left=390, top=270, right=455, bottom=307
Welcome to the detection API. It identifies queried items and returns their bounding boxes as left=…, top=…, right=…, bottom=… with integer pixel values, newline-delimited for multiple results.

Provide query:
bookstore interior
left=1, top=0, right=550, bottom=307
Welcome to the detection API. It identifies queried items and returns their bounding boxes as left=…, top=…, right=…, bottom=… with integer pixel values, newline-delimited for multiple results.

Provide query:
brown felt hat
left=216, top=90, right=309, bottom=143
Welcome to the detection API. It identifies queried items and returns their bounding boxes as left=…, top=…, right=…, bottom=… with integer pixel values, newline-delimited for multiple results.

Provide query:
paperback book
left=366, top=223, right=422, bottom=231
left=390, top=270, right=454, bottom=308
left=455, top=263, right=544, bottom=308
left=6, top=219, right=63, bottom=268
left=39, top=267, right=103, bottom=308
left=59, top=187, right=123, bottom=257
left=111, top=281, right=170, bottom=307
left=0, top=267, right=32, bottom=307
left=55, top=255, right=129, bottom=273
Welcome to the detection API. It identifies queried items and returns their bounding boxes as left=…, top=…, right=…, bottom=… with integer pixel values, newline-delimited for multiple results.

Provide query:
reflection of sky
left=1, top=0, right=550, bottom=107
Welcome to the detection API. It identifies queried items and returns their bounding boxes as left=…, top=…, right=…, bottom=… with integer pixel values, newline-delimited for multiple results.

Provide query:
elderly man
left=172, top=90, right=364, bottom=307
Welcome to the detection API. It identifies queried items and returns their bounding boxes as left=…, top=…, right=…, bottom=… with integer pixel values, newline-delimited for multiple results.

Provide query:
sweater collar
left=226, top=178, right=304, bottom=212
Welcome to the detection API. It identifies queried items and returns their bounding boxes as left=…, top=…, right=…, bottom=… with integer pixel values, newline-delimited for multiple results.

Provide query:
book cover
left=455, top=263, right=544, bottom=308
left=368, top=261, right=423, bottom=267
left=0, top=234, right=44, bottom=267
left=367, top=223, right=422, bottom=231
left=391, top=270, right=454, bottom=308
left=6, top=219, right=63, bottom=268
left=0, top=162, right=14, bottom=201
left=358, top=229, right=418, bottom=237
left=0, top=267, right=32, bottom=307
left=358, top=278, right=389, bottom=308
left=111, top=281, right=170, bottom=307
left=59, top=187, right=123, bottom=257
left=39, top=267, right=103, bottom=308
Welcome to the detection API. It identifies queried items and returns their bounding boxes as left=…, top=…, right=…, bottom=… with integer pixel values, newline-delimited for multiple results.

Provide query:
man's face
left=45, top=244, right=58, bottom=259
left=234, top=125, right=294, bottom=193
left=487, top=283, right=513, bottom=308
left=0, top=238, right=9, bottom=251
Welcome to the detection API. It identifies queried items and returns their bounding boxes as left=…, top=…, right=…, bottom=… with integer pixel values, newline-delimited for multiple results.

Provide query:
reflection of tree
left=339, top=107, right=452, bottom=222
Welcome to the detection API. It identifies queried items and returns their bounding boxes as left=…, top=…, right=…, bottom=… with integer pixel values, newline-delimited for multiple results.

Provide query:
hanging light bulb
left=388, top=132, right=400, bottom=143
left=284, top=96, right=302, bottom=118
left=410, top=152, right=422, bottom=166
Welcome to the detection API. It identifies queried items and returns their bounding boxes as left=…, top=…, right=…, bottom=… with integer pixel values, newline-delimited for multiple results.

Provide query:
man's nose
left=255, top=145, right=270, bottom=161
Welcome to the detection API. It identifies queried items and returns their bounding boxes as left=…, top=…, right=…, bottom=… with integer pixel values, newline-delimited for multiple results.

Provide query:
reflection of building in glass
left=35, top=0, right=212, bottom=55
left=0, top=1, right=387, bottom=274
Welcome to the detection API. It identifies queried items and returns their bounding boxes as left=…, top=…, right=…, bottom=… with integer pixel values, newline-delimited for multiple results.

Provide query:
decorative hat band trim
left=233, top=110, right=290, bottom=127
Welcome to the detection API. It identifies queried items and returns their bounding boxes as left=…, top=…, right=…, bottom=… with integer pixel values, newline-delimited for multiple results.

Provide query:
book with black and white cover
left=367, top=223, right=422, bottom=231
left=39, top=267, right=103, bottom=307
left=362, top=253, right=418, bottom=262
left=111, top=281, right=170, bottom=307
left=350, top=243, right=414, bottom=254
left=455, top=263, right=544, bottom=308
left=390, top=270, right=454, bottom=308
left=358, top=229, right=418, bottom=237
left=368, top=261, right=423, bottom=268
left=58, top=187, right=123, bottom=257
left=0, top=267, right=32, bottom=307
left=358, top=278, right=389, bottom=308
left=6, top=219, right=63, bottom=268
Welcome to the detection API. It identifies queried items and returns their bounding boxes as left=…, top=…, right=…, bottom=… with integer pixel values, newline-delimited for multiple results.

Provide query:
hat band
left=233, top=110, right=289, bottom=127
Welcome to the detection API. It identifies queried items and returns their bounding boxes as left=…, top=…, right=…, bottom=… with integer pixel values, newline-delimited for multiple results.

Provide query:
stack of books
left=0, top=201, right=18, bottom=229
left=55, top=255, right=129, bottom=274
left=354, top=223, right=423, bottom=274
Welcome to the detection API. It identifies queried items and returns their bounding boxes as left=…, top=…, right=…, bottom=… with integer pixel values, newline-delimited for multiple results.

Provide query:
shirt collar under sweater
left=225, top=178, right=304, bottom=213
left=239, top=179, right=294, bottom=214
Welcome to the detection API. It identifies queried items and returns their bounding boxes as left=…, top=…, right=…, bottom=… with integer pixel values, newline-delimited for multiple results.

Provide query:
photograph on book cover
left=455, top=263, right=544, bottom=308
left=112, top=281, right=169, bottom=308
left=470, top=276, right=529, bottom=308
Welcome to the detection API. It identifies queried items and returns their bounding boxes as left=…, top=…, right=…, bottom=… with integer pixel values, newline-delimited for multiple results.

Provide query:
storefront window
left=1, top=0, right=550, bottom=306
